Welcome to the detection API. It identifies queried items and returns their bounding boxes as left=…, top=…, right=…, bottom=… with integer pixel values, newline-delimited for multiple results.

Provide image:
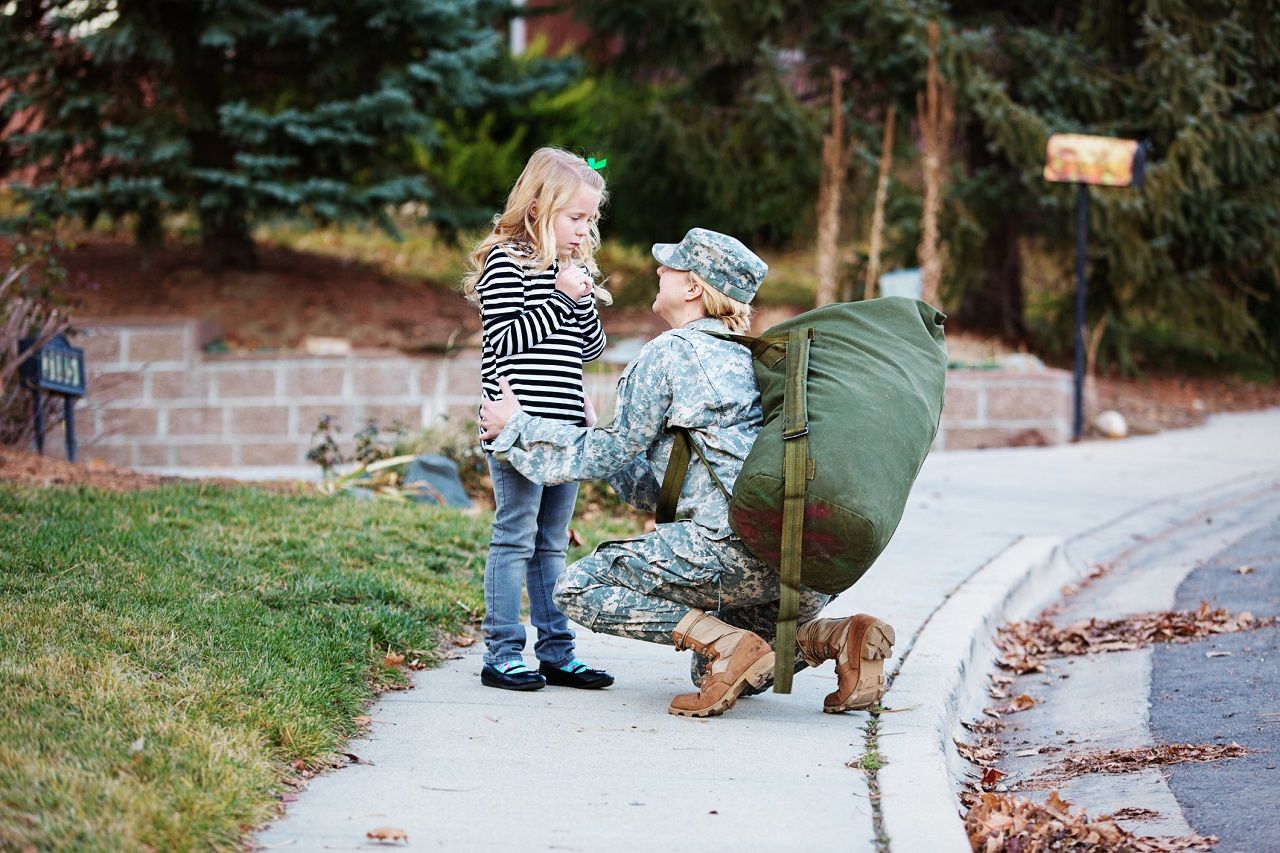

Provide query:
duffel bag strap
left=656, top=428, right=731, bottom=525
left=656, top=429, right=692, bottom=525
left=774, top=326, right=814, bottom=694
left=681, top=428, right=731, bottom=502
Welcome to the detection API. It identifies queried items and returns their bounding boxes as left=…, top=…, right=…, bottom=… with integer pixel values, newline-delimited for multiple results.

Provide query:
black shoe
left=481, top=660, right=546, bottom=691
left=539, top=659, right=615, bottom=689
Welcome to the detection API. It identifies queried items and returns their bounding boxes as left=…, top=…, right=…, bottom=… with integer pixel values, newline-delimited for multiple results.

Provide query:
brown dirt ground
left=0, top=446, right=300, bottom=492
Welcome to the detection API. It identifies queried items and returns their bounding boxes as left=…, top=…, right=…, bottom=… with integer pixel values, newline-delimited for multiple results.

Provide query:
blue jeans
left=482, top=454, right=578, bottom=666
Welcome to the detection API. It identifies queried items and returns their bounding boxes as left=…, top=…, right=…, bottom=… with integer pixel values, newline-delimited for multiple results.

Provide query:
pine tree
left=0, top=1, right=573, bottom=269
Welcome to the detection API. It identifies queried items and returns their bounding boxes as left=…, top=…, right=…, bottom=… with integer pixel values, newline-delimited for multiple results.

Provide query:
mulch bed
left=1094, top=374, right=1280, bottom=434
left=0, top=447, right=298, bottom=492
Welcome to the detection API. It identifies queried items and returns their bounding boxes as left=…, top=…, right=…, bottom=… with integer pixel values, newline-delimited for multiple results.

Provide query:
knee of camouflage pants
left=553, top=560, right=593, bottom=627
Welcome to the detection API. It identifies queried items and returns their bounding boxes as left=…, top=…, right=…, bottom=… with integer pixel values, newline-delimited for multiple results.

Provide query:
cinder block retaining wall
left=37, top=319, right=1073, bottom=468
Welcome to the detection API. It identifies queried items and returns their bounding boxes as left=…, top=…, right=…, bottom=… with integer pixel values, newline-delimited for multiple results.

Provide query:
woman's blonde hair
left=461, top=147, right=607, bottom=304
left=692, top=272, right=754, bottom=333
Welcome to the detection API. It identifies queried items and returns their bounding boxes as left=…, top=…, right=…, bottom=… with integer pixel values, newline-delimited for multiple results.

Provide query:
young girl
left=461, top=147, right=615, bottom=692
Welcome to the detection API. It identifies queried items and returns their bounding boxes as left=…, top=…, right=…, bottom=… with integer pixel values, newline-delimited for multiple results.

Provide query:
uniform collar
left=682, top=317, right=729, bottom=332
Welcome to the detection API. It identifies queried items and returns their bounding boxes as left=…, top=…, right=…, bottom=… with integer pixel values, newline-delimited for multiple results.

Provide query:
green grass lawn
left=0, top=482, right=642, bottom=851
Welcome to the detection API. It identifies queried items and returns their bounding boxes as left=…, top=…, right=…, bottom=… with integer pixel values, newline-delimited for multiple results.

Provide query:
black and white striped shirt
left=478, top=244, right=606, bottom=447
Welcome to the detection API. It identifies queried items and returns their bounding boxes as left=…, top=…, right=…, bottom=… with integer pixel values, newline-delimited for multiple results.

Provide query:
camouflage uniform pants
left=553, top=521, right=829, bottom=683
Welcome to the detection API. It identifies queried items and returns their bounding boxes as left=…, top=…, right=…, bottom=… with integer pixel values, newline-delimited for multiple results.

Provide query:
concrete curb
left=877, top=536, right=1076, bottom=852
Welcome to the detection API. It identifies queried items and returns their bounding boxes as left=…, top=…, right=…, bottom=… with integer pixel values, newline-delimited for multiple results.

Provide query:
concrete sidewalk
left=255, top=410, right=1280, bottom=852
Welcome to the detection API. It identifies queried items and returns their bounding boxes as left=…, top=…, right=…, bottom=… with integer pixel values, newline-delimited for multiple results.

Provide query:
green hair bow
left=587, top=157, right=607, bottom=171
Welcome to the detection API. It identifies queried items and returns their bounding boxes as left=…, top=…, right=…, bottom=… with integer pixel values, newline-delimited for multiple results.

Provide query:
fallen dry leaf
left=955, top=737, right=1001, bottom=767
left=981, top=767, right=1006, bottom=787
left=366, top=826, right=409, bottom=844
left=1110, top=806, right=1163, bottom=821
left=354, top=715, right=372, bottom=727
left=1235, top=565, right=1255, bottom=575
left=1005, top=694, right=1039, bottom=713
left=383, top=651, right=405, bottom=668
left=962, top=717, right=1005, bottom=736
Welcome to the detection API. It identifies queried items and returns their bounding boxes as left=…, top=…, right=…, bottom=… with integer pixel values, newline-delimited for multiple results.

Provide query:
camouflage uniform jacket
left=490, top=317, right=762, bottom=541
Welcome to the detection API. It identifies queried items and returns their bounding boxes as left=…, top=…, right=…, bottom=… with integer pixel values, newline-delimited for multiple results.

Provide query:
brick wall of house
left=27, top=319, right=1075, bottom=468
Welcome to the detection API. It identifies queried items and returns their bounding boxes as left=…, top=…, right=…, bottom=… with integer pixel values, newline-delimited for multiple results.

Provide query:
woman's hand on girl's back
left=479, top=377, right=522, bottom=440
left=583, top=393, right=598, bottom=428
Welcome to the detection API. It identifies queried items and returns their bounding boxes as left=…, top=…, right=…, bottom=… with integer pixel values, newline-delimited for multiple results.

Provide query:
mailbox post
left=1043, top=133, right=1146, bottom=440
left=19, top=333, right=86, bottom=461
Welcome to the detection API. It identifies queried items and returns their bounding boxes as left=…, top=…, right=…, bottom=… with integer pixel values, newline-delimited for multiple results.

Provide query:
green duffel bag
left=657, top=297, right=947, bottom=692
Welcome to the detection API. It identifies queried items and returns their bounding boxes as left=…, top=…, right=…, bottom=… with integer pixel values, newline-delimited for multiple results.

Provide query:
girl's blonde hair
left=692, top=272, right=754, bottom=333
left=462, top=147, right=607, bottom=304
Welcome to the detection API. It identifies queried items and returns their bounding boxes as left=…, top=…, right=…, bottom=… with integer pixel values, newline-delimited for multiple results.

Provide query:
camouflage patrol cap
left=651, top=228, right=767, bottom=304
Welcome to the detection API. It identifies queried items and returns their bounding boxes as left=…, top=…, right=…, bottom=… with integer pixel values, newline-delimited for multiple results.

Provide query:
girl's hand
left=555, top=265, right=592, bottom=301
left=479, top=377, right=522, bottom=440
left=583, top=393, right=598, bottom=428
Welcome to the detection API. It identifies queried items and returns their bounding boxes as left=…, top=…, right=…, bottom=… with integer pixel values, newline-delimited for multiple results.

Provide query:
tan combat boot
left=669, top=609, right=776, bottom=718
left=796, top=614, right=895, bottom=713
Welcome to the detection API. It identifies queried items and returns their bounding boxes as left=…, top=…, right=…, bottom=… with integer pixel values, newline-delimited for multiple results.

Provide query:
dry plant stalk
left=2, top=264, right=72, bottom=445
left=916, top=21, right=954, bottom=308
left=814, top=66, right=855, bottom=307
left=1085, top=310, right=1111, bottom=385
left=863, top=103, right=897, bottom=300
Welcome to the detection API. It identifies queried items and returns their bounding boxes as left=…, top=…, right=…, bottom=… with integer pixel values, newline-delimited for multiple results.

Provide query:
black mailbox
left=19, top=333, right=86, bottom=461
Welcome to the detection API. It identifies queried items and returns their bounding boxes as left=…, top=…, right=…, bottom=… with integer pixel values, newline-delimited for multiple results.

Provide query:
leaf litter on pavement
left=957, top=585, right=1261, bottom=849
left=995, top=601, right=1274, bottom=674
left=1051, top=742, right=1248, bottom=780
left=965, top=790, right=1216, bottom=852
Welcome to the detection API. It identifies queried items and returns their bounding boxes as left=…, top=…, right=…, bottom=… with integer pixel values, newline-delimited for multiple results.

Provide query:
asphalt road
left=1150, top=516, right=1280, bottom=853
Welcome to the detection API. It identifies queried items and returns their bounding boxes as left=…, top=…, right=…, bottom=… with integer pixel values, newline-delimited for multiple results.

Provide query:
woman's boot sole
left=824, top=618, right=895, bottom=714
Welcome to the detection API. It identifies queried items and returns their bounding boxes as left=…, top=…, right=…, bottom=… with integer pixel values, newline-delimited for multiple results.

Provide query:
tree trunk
left=814, top=67, right=850, bottom=308
left=199, top=206, right=258, bottom=271
left=172, top=18, right=259, bottom=273
left=864, top=104, right=896, bottom=300
left=957, top=218, right=1027, bottom=342
left=916, top=22, right=953, bottom=309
